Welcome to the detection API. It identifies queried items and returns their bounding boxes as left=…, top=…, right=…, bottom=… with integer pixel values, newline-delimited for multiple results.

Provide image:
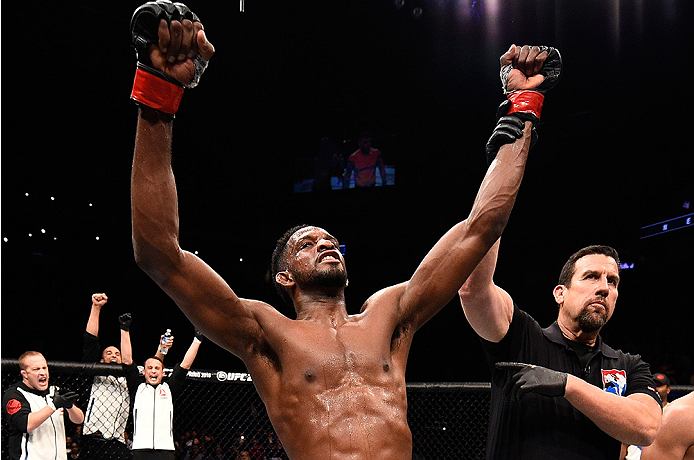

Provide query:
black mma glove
left=130, top=1, right=208, bottom=115
left=496, top=362, right=568, bottom=401
left=119, top=313, right=133, bottom=332
left=486, top=46, right=562, bottom=163
left=485, top=100, right=538, bottom=165
left=52, top=390, right=79, bottom=409
left=194, top=329, right=205, bottom=343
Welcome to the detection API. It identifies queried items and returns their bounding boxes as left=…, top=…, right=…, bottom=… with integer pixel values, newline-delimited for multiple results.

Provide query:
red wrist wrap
left=131, top=67, right=184, bottom=116
left=507, top=90, right=544, bottom=120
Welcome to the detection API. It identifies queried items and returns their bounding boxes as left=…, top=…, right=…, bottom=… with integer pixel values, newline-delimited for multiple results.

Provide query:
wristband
left=193, top=337, right=202, bottom=344
left=131, top=66, right=184, bottom=116
left=506, top=90, right=544, bottom=121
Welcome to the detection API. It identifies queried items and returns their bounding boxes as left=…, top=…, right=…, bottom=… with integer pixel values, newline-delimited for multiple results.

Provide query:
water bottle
left=161, top=329, right=172, bottom=355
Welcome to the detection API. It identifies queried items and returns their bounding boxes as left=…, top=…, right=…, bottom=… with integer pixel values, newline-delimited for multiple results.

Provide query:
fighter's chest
left=276, top=324, right=394, bottom=384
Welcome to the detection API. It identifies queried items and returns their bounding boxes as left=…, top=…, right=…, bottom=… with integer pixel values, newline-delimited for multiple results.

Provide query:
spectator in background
left=266, top=436, right=288, bottom=460
left=342, top=131, right=387, bottom=188
left=2, top=351, right=84, bottom=460
left=183, top=443, right=205, bottom=460
left=66, top=436, right=74, bottom=456
left=229, top=431, right=248, bottom=460
left=199, top=429, right=214, bottom=453
left=248, top=437, right=265, bottom=460
left=205, top=444, right=229, bottom=460
left=73, top=424, right=83, bottom=445
left=69, top=441, right=83, bottom=459
left=653, top=373, right=672, bottom=407
left=180, top=429, right=203, bottom=459
left=184, top=437, right=203, bottom=460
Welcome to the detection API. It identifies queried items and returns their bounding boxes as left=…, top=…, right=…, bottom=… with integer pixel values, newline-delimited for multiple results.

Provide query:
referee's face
left=21, top=355, right=49, bottom=392
left=555, top=254, right=619, bottom=333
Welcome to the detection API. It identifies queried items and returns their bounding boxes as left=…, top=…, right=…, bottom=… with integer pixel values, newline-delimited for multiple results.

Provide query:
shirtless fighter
left=128, top=2, right=559, bottom=458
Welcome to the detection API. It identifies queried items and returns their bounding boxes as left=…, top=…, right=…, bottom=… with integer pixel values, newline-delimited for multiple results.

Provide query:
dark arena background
left=2, top=0, right=693, bottom=458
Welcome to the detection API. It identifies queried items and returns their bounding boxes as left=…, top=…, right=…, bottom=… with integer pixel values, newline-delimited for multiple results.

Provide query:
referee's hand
left=496, top=362, right=568, bottom=400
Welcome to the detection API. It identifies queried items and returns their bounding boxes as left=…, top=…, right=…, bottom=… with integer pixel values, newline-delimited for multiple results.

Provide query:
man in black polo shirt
left=458, top=242, right=662, bottom=459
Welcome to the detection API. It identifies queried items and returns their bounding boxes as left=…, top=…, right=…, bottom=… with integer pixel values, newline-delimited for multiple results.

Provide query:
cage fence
left=3, top=360, right=691, bottom=460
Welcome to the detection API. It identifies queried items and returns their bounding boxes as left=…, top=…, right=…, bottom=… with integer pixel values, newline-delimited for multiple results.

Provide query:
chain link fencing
left=1, top=360, right=491, bottom=459
left=3, top=360, right=692, bottom=460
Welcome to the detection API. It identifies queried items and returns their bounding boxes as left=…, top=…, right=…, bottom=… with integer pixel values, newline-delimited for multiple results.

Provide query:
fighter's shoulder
left=359, top=283, right=408, bottom=314
left=665, top=393, right=694, bottom=421
left=243, top=298, right=292, bottom=323
left=659, top=394, right=694, bottom=448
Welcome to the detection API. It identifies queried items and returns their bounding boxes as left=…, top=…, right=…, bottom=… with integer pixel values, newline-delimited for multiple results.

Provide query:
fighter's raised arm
left=129, top=2, right=268, bottom=361
left=458, top=46, right=563, bottom=343
left=397, top=45, right=561, bottom=332
left=454, top=44, right=662, bottom=454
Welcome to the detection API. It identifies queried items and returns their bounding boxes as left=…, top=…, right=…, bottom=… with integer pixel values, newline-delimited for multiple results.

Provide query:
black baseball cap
left=653, top=373, right=671, bottom=386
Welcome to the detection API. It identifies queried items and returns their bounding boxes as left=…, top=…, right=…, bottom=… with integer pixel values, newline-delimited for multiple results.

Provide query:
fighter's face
left=21, top=355, right=49, bottom=392
left=101, top=346, right=122, bottom=364
left=144, top=358, right=164, bottom=385
left=554, top=254, right=620, bottom=333
left=286, top=227, right=347, bottom=288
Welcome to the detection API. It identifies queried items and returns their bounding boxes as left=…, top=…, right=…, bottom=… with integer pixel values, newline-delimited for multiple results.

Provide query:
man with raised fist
left=128, top=2, right=558, bottom=458
left=2, top=351, right=84, bottom=460
left=81, top=293, right=134, bottom=459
